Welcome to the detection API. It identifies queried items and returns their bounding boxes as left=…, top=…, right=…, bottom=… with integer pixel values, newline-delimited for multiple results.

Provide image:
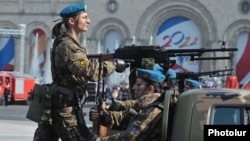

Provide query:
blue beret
left=136, top=65, right=166, bottom=83
left=60, top=2, right=87, bottom=19
left=185, top=79, right=202, bottom=88
left=154, top=64, right=164, bottom=73
left=154, top=64, right=176, bottom=79
left=168, top=69, right=176, bottom=79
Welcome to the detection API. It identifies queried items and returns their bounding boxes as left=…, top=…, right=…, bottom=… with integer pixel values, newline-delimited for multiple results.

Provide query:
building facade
left=0, top=0, right=250, bottom=85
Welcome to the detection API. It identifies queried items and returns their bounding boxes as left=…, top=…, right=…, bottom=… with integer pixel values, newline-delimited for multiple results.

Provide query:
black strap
left=51, top=38, right=62, bottom=83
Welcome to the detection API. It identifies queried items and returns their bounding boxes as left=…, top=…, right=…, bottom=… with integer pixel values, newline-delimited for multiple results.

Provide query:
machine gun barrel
left=198, top=69, right=233, bottom=76
left=209, top=73, right=232, bottom=77
left=115, top=46, right=238, bottom=58
left=87, top=46, right=238, bottom=62
left=191, top=56, right=232, bottom=60
left=159, top=47, right=238, bottom=53
left=87, top=53, right=115, bottom=61
left=87, top=46, right=238, bottom=73
left=113, top=46, right=238, bottom=65
left=176, top=69, right=233, bottom=80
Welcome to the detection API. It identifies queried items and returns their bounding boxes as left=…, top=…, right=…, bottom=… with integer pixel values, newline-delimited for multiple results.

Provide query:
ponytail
left=52, top=21, right=68, bottom=39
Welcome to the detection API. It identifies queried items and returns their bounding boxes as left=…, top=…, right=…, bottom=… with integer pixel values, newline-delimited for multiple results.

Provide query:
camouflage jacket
left=100, top=93, right=163, bottom=141
left=51, top=33, right=115, bottom=88
left=109, top=99, right=137, bottom=111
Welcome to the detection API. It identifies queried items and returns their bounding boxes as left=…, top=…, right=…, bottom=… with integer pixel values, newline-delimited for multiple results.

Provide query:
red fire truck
left=0, top=72, right=38, bottom=105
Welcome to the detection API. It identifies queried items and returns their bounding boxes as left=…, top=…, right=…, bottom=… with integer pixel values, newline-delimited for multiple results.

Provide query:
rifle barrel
left=198, top=69, right=233, bottom=75
left=192, top=56, right=232, bottom=60
left=160, top=48, right=238, bottom=53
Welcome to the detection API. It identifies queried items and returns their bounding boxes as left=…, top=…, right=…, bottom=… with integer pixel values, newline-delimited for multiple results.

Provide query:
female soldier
left=33, top=2, right=125, bottom=141
left=90, top=65, right=166, bottom=141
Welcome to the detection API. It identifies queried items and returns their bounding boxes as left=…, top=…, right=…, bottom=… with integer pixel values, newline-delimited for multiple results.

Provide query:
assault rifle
left=91, top=53, right=108, bottom=136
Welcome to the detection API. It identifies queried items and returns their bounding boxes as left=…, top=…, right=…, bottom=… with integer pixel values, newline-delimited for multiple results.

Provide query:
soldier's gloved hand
left=89, top=108, right=112, bottom=126
left=113, top=59, right=129, bottom=73
left=107, top=98, right=124, bottom=111
left=99, top=110, right=112, bottom=126
left=89, top=108, right=99, bottom=121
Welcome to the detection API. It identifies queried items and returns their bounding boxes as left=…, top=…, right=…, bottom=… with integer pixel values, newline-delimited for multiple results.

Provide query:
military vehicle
left=90, top=88, right=250, bottom=141
left=161, top=88, right=250, bottom=141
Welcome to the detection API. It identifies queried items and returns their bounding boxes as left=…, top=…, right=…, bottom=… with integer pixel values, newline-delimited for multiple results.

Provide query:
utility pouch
left=53, top=86, right=74, bottom=108
left=26, top=83, right=53, bottom=124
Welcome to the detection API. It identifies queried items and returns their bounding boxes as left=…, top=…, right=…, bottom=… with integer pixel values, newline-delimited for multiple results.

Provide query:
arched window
left=29, top=28, right=47, bottom=81
left=104, top=30, right=128, bottom=85
left=104, top=30, right=122, bottom=53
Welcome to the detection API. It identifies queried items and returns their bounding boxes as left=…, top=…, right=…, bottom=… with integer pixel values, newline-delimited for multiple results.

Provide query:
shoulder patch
left=129, top=127, right=139, bottom=136
left=76, top=59, right=88, bottom=68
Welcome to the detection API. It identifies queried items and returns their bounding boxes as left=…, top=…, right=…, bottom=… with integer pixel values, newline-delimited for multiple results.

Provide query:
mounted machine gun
left=87, top=45, right=238, bottom=136
left=88, top=45, right=237, bottom=92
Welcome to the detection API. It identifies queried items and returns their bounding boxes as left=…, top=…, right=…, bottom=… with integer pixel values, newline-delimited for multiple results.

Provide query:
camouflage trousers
left=33, top=123, right=59, bottom=141
left=33, top=107, right=95, bottom=141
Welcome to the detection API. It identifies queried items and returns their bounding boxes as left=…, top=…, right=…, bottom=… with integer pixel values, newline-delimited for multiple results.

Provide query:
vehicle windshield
left=213, top=107, right=250, bottom=125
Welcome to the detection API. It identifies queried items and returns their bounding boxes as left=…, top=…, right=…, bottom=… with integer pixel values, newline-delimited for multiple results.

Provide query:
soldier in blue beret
left=168, top=68, right=176, bottom=79
left=164, top=68, right=179, bottom=104
left=103, top=66, right=179, bottom=111
left=33, top=2, right=125, bottom=141
left=184, top=79, right=202, bottom=91
left=59, top=2, right=88, bottom=19
left=90, top=65, right=167, bottom=140
left=159, top=67, right=177, bottom=89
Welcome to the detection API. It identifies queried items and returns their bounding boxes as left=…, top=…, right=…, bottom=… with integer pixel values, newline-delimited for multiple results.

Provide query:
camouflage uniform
left=33, top=33, right=115, bottom=141
left=109, top=99, right=137, bottom=111
left=99, top=93, right=163, bottom=141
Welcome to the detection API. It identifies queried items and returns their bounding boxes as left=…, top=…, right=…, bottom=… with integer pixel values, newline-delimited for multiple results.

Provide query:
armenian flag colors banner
left=29, top=29, right=47, bottom=77
left=236, top=32, right=250, bottom=85
left=0, top=35, right=15, bottom=71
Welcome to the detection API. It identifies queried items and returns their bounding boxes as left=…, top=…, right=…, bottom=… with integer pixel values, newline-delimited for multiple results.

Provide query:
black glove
left=108, top=98, right=124, bottom=111
left=89, top=107, right=112, bottom=126
left=89, top=108, right=99, bottom=121
left=113, top=59, right=129, bottom=73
